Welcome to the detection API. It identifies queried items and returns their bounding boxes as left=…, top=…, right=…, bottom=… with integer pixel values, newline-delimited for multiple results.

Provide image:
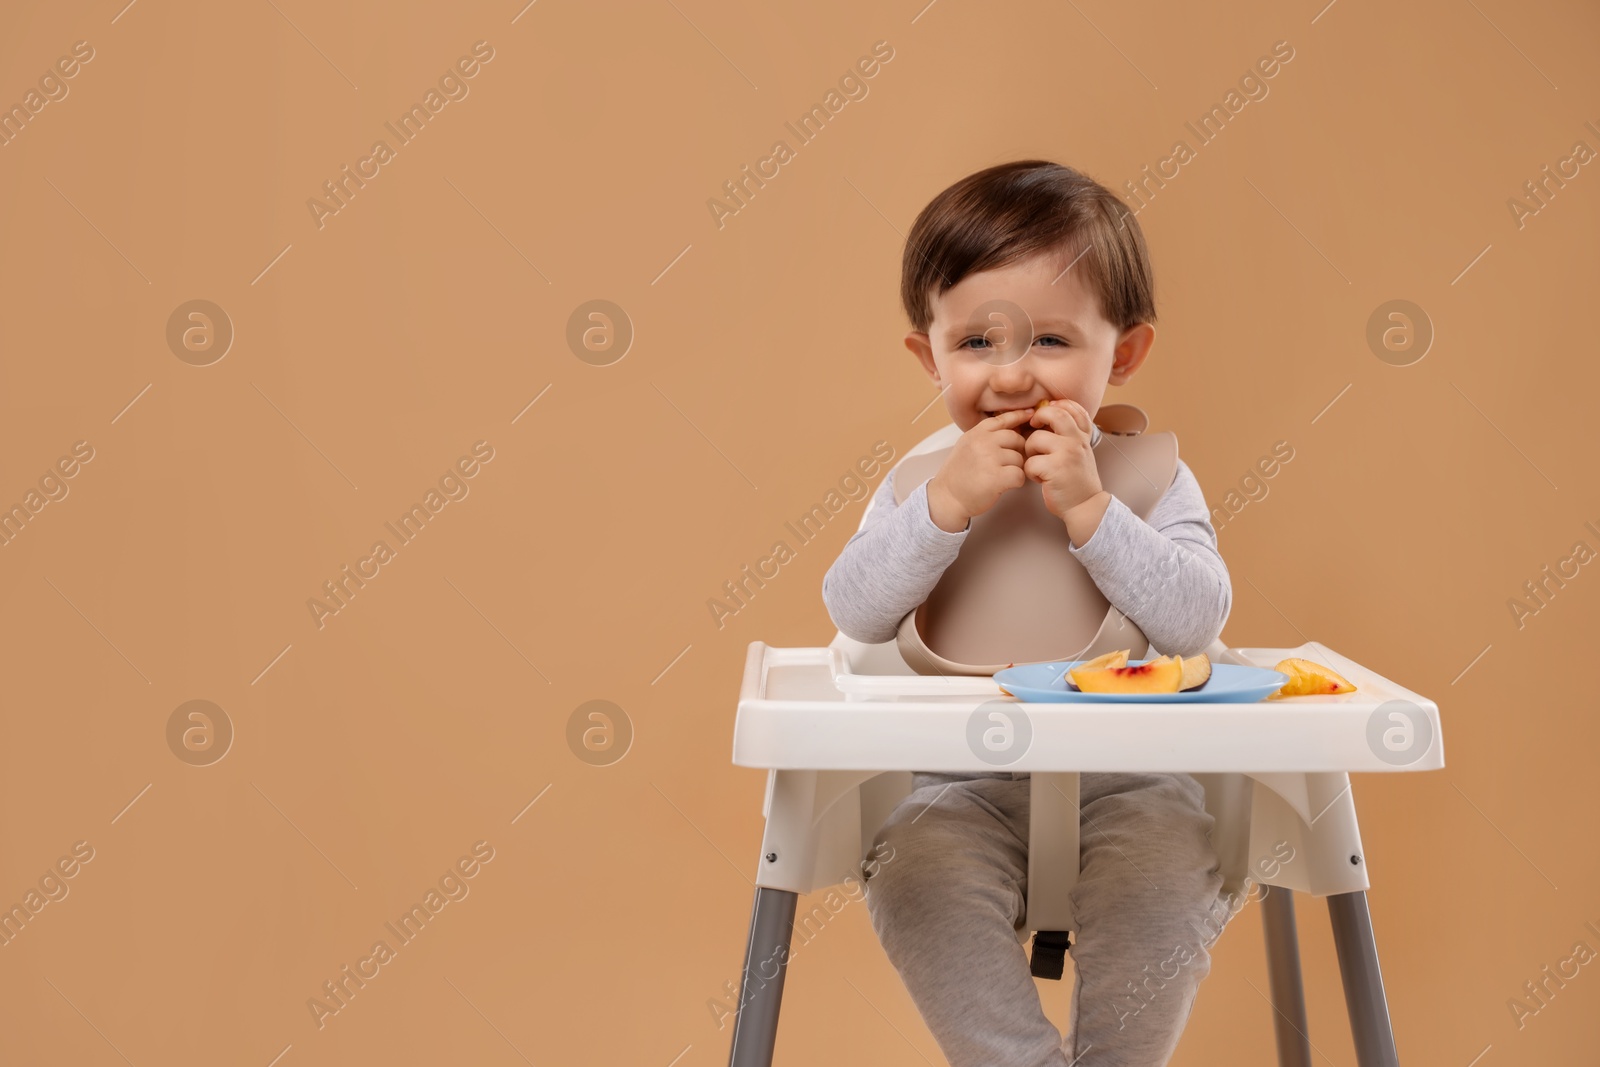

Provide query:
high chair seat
left=727, top=636, right=1441, bottom=1067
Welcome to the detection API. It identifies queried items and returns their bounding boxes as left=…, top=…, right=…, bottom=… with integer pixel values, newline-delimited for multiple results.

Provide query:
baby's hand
left=1024, top=399, right=1105, bottom=522
left=926, top=409, right=1031, bottom=532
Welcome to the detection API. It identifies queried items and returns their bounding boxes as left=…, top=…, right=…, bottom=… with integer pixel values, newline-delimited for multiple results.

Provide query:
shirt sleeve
left=821, top=466, right=970, bottom=644
left=1066, top=457, right=1232, bottom=657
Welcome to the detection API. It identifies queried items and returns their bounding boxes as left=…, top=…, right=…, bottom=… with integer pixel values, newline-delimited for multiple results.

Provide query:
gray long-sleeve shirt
left=821, top=440, right=1232, bottom=657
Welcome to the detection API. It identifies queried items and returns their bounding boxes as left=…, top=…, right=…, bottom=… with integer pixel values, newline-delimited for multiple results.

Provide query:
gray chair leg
left=1261, top=886, right=1313, bottom=1067
left=1327, top=890, right=1401, bottom=1067
left=727, top=886, right=797, bottom=1067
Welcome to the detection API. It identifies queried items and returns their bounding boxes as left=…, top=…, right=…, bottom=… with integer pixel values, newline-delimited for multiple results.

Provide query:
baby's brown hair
left=900, top=160, right=1157, bottom=335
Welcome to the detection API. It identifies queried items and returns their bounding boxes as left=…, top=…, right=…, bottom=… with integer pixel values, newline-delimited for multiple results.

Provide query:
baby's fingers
left=986, top=407, right=1036, bottom=429
left=1031, top=399, right=1089, bottom=436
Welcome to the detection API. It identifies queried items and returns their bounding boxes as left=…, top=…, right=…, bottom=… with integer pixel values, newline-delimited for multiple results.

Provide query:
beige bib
left=889, top=403, right=1179, bottom=676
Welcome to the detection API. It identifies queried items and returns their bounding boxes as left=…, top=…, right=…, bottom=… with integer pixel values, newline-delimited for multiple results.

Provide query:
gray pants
left=863, top=770, right=1232, bottom=1067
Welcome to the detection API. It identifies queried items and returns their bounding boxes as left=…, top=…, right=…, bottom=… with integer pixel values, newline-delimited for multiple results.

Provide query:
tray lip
left=731, top=698, right=1448, bottom=772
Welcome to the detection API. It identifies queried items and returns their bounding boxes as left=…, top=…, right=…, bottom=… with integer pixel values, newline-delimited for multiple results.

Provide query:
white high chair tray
left=731, top=640, right=1443, bottom=774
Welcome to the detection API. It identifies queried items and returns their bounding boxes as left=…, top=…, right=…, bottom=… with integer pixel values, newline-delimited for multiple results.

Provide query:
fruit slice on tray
left=1067, top=651, right=1211, bottom=694
left=1177, top=653, right=1211, bottom=691
left=1265, top=658, right=1356, bottom=699
left=1076, top=649, right=1129, bottom=671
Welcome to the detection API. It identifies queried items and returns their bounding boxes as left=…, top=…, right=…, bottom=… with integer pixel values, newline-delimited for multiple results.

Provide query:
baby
left=821, top=160, right=1234, bottom=1067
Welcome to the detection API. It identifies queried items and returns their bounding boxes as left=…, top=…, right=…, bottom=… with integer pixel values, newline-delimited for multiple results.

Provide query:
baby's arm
left=822, top=467, right=969, bottom=644
left=1067, top=458, right=1232, bottom=656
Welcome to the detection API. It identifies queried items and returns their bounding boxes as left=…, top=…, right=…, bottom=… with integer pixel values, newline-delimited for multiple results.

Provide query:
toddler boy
left=822, top=160, right=1234, bottom=1066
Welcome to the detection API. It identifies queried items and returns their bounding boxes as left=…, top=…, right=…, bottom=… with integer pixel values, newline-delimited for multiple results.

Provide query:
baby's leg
left=1064, top=772, right=1230, bottom=1067
left=865, top=773, right=1073, bottom=1067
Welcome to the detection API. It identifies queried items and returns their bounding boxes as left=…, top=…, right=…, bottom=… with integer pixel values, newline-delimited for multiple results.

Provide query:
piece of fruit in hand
left=1266, top=657, right=1356, bottom=699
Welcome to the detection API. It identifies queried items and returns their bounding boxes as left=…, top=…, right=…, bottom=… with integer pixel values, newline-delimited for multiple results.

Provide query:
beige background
left=1, top=0, right=1596, bottom=1063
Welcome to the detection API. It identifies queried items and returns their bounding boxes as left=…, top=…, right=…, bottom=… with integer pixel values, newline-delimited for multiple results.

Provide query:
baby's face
left=905, top=246, right=1153, bottom=436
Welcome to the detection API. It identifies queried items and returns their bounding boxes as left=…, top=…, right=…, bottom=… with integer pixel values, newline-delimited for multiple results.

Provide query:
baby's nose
left=988, top=357, right=1035, bottom=384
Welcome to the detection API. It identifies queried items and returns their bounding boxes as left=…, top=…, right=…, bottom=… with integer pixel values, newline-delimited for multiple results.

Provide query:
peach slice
left=1178, top=653, right=1211, bottom=691
left=1266, top=657, right=1356, bottom=699
left=1076, top=649, right=1130, bottom=671
left=1069, top=654, right=1182, bottom=694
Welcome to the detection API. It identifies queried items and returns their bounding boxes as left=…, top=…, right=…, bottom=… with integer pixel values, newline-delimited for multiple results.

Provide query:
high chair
left=724, top=429, right=1444, bottom=1067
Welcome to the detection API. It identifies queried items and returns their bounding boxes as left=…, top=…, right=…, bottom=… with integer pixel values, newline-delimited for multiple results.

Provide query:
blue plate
left=992, top=658, right=1288, bottom=703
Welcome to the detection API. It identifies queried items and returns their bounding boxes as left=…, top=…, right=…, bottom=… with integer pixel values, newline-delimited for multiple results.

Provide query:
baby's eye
left=959, top=335, right=1068, bottom=350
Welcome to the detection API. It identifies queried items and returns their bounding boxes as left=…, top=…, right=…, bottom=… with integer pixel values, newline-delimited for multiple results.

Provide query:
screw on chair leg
left=1029, top=929, right=1072, bottom=980
left=1327, top=890, right=1401, bottom=1067
left=1261, top=886, right=1312, bottom=1067
left=727, top=886, right=798, bottom=1067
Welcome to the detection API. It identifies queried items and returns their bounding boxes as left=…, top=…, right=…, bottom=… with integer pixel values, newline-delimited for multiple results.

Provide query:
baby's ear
left=1109, top=322, right=1155, bottom=384
left=904, top=331, right=937, bottom=380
